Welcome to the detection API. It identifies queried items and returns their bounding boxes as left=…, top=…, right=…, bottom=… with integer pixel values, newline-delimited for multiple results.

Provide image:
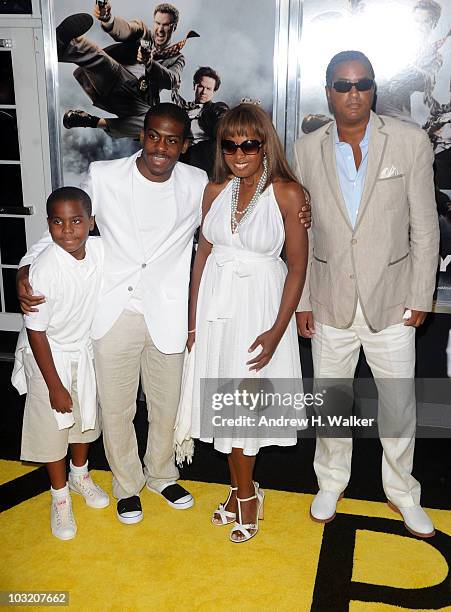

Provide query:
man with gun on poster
left=57, top=2, right=199, bottom=139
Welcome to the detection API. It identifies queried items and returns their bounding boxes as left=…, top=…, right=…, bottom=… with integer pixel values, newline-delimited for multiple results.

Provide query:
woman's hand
left=247, top=328, right=282, bottom=372
left=49, top=385, right=73, bottom=413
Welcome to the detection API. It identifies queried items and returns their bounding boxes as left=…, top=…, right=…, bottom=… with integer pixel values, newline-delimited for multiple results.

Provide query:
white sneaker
left=388, top=502, right=435, bottom=538
left=51, top=495, right=77, bottom=540
left=310, top=490, right=344, bottom=523
left=68, top=472, right=110, bottom=509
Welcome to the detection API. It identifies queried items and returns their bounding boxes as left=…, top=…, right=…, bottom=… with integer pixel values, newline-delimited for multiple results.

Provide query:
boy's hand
left=49, top=385, right=73, bottom=413
left=16, top=266, right=45, bottom=314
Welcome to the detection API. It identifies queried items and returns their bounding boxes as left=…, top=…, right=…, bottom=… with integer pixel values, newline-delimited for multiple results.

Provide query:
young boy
left=12, top=186, right=109, bottom=540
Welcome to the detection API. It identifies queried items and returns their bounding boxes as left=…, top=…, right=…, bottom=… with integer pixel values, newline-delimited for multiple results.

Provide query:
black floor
left=2, top=356, right=450, bottom=511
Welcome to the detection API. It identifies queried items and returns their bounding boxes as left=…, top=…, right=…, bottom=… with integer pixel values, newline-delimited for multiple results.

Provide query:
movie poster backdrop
left=54, top=0, right=276, bottom=185
left=298, top=0, right=451, bottom=312
left=54, top=0, right=451, bottom=311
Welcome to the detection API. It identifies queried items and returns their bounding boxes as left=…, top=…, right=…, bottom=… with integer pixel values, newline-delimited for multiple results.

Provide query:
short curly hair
left=46, top=187, right=92, bottom=217
left=153, top=3, right=179, bottom=27
left=144, top=102, right=191, bottom=139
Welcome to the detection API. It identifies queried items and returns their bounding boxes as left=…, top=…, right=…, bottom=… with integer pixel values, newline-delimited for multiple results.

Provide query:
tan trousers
left=93, top=310, right=184, bottom=499
left=311, top=302, right=420, bottom=508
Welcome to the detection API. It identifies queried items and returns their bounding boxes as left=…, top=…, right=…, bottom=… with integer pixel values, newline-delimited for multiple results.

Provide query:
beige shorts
left=20, top=353, right=101, bottom=463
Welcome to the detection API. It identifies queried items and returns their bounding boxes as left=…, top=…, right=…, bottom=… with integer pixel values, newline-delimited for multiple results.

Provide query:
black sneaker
left=56, top=13, right=93, bottom=58
left=117, top=496, right=143, bottom=524
left=147, top=482, right=194, bottom=510
left=63, top=110, right=100, bottom=129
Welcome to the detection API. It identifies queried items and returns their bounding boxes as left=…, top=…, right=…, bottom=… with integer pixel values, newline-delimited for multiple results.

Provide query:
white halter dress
left=190, top=181, right=303, bottom=455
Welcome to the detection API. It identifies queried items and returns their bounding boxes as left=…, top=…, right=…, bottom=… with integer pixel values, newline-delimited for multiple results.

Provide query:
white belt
left=206, top=245, right=280, bottom=321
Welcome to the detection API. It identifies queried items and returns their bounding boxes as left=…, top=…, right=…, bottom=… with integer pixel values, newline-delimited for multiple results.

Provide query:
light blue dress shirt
left=334, top=122, right=370, bottom=228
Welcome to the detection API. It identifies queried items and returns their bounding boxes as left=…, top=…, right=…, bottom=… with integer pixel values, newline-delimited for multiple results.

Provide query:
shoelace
left=73, top=474, right=101, bottom=498
left=54, top=499, right=75, bottom=527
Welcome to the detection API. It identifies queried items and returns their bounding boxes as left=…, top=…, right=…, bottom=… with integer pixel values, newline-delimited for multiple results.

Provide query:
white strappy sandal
left=230, top=487, right=265, bottom=543
left=211, top=486, right=238, bottom=525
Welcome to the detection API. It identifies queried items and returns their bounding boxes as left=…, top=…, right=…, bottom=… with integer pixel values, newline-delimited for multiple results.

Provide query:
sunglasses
left=221, top=139, right=264, bottom=155
left=332, top=78, right=374, bottom=93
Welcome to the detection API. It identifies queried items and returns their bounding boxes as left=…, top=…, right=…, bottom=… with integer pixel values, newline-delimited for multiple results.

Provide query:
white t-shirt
left=127, top=164, right=176, bottom=314
left=24, top=237, right=104, bottom=349
left=12, top=237, right=104, bottom=431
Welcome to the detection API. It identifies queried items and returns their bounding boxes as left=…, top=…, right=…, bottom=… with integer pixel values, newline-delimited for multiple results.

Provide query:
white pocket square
left=379, top=165, right=401, bottom=179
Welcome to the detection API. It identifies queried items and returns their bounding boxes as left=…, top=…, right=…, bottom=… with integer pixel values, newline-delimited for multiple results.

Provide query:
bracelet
left=188, top=329, right=196, bottom=333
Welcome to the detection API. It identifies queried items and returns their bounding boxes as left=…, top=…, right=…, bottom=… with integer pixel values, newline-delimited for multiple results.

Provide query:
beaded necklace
left=230, top=162, right=268, bottom=233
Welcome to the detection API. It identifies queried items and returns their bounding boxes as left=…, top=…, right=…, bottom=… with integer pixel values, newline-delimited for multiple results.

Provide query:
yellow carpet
left=0, top=460, right=37, bottom=485
left=0, top=460, right=450, bottom=611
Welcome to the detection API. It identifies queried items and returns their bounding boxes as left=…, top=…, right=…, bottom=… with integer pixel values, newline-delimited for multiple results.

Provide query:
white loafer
left=310, top=490, right=344, bottom=523
left=388, top=502, right=435, bottom=538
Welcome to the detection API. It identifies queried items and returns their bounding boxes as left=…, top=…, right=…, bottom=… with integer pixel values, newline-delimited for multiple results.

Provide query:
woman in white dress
left=187, top=104, right=308, bottom=542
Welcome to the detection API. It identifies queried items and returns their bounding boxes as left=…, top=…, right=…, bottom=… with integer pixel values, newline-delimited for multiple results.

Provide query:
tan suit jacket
left=295, top=111, right=439, bottom=332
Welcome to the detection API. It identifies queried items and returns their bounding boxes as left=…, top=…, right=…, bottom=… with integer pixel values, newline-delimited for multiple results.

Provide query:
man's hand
left=16, top=266, right=45, bottom=314
left=49, top=385, right=73, bottom=413
left=403, top=309, right=427, bottom=327
left=93, top=1, right=112, bottom=22
left=296, top=311, right=315, bottom=338
left=137, top=47, right=153, bottom=66
left=299, top=201, right=312, bottom=229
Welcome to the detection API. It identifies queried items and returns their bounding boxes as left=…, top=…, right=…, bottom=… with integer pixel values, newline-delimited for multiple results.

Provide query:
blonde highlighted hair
left=211, top=104, right=300, bottom=191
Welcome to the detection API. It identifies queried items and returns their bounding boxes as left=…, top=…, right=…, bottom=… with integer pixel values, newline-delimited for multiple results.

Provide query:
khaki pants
left=93, top=310, right=184, bottom=499
left=312, top=302, right=420, bottom=508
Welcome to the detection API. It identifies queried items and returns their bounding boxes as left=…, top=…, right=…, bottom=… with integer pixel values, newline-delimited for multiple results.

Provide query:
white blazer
left=21, top=152, right=208, bottom=353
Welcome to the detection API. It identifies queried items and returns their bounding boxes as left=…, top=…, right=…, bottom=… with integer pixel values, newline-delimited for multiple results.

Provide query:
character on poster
left=54, top=0, right=276, bottom=182
left=58, top=2, right=199, bottom=139
left=179, top=100, right=228, bottom=174
left=376, top=0, right=450, bottom=121
left=173, top=66, right=229, bottom=173
left=173, top=66, right=227, bottom=143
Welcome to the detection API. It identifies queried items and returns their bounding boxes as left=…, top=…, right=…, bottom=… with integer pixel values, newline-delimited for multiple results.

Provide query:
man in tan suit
left=296, top=50, right=439, bottom=537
